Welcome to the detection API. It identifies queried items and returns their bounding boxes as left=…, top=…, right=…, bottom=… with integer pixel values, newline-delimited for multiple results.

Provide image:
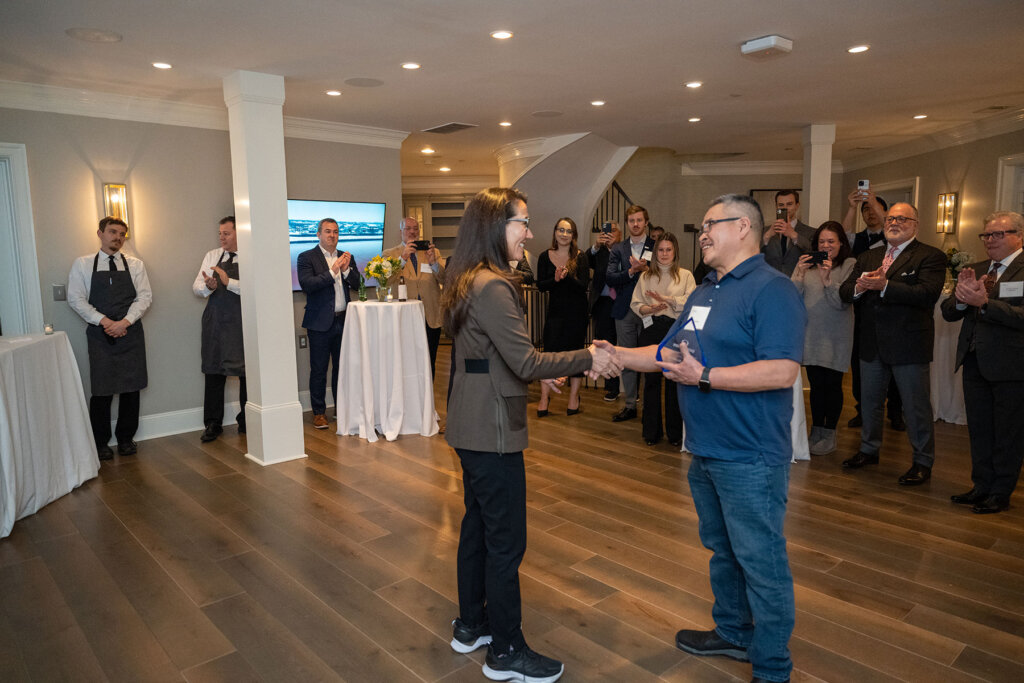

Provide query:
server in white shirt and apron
left=68, top=217, right=153, bottom=460
left=192, top=216, right=246, bottom=442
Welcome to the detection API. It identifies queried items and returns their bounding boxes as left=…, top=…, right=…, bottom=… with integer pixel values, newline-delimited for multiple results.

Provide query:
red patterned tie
left=881, top=246, right=896, bottom=273
left=985, top=261, right=1002, bottom=296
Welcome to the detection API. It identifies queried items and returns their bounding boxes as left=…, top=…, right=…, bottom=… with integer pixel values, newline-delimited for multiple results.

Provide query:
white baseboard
left=106, top=390, right=333, bottom=444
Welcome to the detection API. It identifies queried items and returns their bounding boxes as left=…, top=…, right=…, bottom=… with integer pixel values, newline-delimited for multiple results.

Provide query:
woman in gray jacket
left=442, top=187, right=615, bottom=683
left=791, top=221, right=856, bottom=455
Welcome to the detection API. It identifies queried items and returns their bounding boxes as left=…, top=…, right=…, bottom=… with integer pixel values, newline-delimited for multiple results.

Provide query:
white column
left=802, top=124, right=836, bottom=228
left=223, top=71, right=305, bottom=465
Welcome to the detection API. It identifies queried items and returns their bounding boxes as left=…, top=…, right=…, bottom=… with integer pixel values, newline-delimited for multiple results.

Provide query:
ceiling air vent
left=422, top=122, right=478, bottom=134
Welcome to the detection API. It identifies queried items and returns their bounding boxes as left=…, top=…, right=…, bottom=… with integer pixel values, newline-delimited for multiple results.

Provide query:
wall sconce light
left=936, top=192, right=958, bottom=233
left=103, top=183, right=130, bottom=227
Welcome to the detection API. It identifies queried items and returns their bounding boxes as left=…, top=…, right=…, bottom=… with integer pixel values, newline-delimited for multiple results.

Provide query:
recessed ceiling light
left=913, top=114, right=928, bottom=119
left=499, top=121, right=512, bottom=127
left=440, top=166, right=452, bottom=172
left=591, top=100, right=605, bottom=107
left=152, top=62, right=172, bottom=70
left=325, top=90, right=341, bottom=97
left=65, top=27, right=122, bottom=43
left=401, top=62, right=420, bottom=70
left=491, top=30, right=513, bottom=40
left=685, top=81, right=703, bottom=89
left=688, top=117, right=701, bottom=123
left=847, top=45, right=870, bottom=54
left=421, top=147, right=435, bottom=154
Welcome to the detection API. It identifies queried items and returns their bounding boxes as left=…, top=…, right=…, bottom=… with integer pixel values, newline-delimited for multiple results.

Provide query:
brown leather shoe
left=313, top=414, right=329, bottom=429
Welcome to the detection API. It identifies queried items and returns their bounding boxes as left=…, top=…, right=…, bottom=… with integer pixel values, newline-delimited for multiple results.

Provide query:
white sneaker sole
left=450, top=634, right=491, bottom=654
left=482, top=662, right=563, bottom=683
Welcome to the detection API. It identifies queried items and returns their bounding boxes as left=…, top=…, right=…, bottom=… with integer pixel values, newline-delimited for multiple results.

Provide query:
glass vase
left=375, top=278, right=389, bottom=302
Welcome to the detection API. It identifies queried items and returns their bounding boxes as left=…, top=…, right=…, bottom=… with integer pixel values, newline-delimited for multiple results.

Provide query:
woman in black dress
left=536, top=217, right=590, bottom=416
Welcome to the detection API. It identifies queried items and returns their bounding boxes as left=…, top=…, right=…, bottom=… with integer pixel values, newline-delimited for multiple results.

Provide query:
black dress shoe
left=972, top=495, right=1010, bottom=514
left=536, top=408, right=549, bottom=418
left=675, top=628, right=749, bottom=662
left=842, top=451, right=878, bottom=469
left=847, top=413, right=863, bottom=428
left=669, top=438, right=682, bottom=448
left=951, top=488, right=987, bottom=505
left=117, top=440, right=137, bottom=456
left=898, top=463, right=931, bottom=486
left=200, top=423, right=223, bottom=442
left=612, top=406, right=637, bottom=422
left=645, top=439, right=659, bottom=446
left=603, top=391, right=619, bottom=402
left=890, top=414, right=906, bottom=431
left=566, top=399, right=582, bottom=416
left=97, top=444, right=114, bottom=461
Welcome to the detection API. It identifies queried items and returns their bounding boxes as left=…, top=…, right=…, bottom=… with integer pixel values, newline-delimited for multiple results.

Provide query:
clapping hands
left=955, top=267, right=988, bottom=307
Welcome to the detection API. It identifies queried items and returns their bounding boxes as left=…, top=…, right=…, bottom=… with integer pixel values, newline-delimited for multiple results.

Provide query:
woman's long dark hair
left=813, top=220, right=852, bottom=267
left=442, top=187, right=527, bottom=336
left=548, top=217, right=581, bottom=275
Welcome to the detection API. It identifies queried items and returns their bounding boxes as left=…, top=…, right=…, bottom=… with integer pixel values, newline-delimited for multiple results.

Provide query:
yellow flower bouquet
left=365, top=254, right=403, bottom=301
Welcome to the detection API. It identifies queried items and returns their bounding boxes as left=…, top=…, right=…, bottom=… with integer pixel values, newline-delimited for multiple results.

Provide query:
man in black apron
left=67, top=217, right=152, bottom=460
left=193, top=216, right=246, bottom=442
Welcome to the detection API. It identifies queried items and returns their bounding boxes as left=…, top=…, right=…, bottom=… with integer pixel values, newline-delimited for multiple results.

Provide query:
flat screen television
left=287, top=198, right=386, bottom=291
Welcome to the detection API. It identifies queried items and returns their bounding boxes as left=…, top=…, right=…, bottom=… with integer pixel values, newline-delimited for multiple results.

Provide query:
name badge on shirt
left=689, top=305, right=711, bottom=330
left=641, top=315, right=653, bottom=329
left=1000, top=280, right=1023, bottom=298
left=640, top=249, right=653, bottom=262
left=420, top=262, right=433, bottom=273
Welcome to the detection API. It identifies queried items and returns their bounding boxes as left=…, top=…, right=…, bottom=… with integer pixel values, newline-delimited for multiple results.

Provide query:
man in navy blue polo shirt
left=603, top=193, right=805, bottom=683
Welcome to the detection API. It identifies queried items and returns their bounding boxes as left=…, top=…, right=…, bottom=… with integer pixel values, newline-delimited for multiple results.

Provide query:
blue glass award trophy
left=656, top=317, right=707, bottom=372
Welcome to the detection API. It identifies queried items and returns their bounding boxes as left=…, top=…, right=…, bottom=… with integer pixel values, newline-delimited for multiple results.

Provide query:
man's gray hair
left=708, top=194, right=764, bottom=236
left=983, top=211, right=1024, bottom=231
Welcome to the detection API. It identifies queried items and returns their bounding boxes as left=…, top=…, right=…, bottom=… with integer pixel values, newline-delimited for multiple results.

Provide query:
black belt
left=464, top=358, right=489, bottom=373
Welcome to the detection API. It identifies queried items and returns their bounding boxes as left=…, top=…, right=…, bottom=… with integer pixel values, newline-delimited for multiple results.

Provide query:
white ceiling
left=2, top=0, right=1023, bottom=178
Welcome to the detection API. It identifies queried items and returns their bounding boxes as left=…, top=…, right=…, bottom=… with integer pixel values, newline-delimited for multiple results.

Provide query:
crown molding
left=401, top=175, right=498, bottom=194
left=680, top=160, right=844, bottom=176
left=493, top=133, right=588, bottom=166
left=0, top=79, right=408, bottom=148
left=283, top=117, right=407, bottom=148
left=841, top=108, right=1024, bottom=172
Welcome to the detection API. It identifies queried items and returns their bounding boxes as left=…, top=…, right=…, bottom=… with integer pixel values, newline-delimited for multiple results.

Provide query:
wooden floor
left=3, top=353, right=1024, bottom=683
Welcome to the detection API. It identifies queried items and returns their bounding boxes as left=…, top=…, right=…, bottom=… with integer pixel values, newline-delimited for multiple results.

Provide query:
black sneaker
left=603, top=391, right=619, bottom=402
left=675, top=628, right=749, bottom=662
left=483, top=643, right=563, bottom=683
left=450, top=617, right=492, bottom=653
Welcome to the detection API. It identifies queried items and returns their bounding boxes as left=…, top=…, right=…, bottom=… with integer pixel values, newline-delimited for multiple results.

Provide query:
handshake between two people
left=583, top=339, right=705, bottom=386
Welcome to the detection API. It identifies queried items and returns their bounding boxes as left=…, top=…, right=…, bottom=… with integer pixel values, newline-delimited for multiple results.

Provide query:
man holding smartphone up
left=762, top=190, right=815, bottom=276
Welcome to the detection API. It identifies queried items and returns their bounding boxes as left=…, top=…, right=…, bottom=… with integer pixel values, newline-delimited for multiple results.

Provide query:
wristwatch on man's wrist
left=699, top=366, right=712, bottom=393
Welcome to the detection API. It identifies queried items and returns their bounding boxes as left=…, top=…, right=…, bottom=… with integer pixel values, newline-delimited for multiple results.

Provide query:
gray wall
left=0, top=107, right=402, bottom=419
left=842, top=129, right=1024, bottom=250
left=614, top=148, right=844, bottom=270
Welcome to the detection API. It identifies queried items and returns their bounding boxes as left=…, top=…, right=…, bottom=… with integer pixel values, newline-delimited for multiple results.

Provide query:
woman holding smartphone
left=791, top=221, right=856, bottom=455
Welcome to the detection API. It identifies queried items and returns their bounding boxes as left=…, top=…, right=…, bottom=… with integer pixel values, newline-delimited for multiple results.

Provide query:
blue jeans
left=687, top=455, right=793, bottom=682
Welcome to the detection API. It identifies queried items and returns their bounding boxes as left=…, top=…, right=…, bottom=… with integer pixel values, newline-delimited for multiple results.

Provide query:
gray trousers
left=615, top=311, right=644, bottom=409
left=860, top=359, right=935, bottom=467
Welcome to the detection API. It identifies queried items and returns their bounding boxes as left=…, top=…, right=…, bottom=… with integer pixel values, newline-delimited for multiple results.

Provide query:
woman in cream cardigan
left=630, top=232, right=696, bottom=446
left=442, top=187, right=617, bottom=683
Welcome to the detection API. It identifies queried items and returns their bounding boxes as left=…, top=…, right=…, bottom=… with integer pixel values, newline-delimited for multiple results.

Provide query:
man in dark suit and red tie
left=941, top=211, right=1024, bottom=514
left=297, top=218, right=360, bottom=429
left=839, top=202, right=946, bottom=485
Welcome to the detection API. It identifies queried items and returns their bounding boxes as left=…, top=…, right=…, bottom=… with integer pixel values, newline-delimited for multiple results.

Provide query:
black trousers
left=963, top=353, right=1024, bottom=498
left=308, top=313, right=345, bottom=415
left=591, top=295, right=618, bottom=394
left=204, top=374, right=248, bottom=427
left=640, top=316, right=681, bottom=442
left=89, top=391, right=139, bottom=446
left=455, top=448, right=528, bottom=653
left=805, top=365, right=844, bottom=429
left=426, top=324, right=441, bottom=379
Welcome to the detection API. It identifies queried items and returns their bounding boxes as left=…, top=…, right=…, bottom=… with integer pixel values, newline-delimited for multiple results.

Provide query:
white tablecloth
left=931, top=294, right=966, bottom=425
left=337, top=301, right=438, bottom=443
left=0, top=332, right=99, bottom=538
